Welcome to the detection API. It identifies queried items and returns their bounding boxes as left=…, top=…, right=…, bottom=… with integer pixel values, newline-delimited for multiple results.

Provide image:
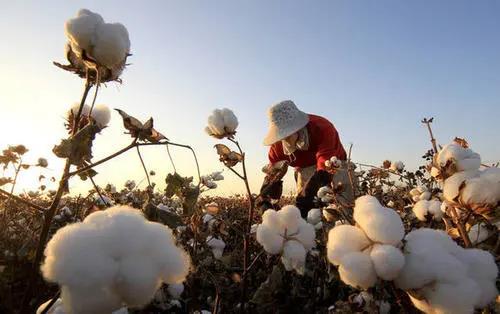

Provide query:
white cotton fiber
left=65, top=9, right=130, bottom=68
left=369, top=244, right=405, bottom=280
left=442, top=170, right=479, bottom=202
left=167, top=283, right=184, bottom=299
left=206, top=236, right=225, bottom=259
left=326, top=225, right=370, bottom=265
left=91, top=104, right=111, bottom=128
left=338, top=252, right=377, bottom=289
left=256, top=206, right=316, bottom=274
left=353, top=195, right=404, bottom=245
left=41, top=206, right=190, bottom=313
left=412, top=200, right=443, bottom=221
left=436, top=142, right=481, bottom=172
left=37, top=298, right=66, bottom=314
left=467, top=223, right=491, bottom=245
left=460, top=175, right=500, bottom=207
left=93, top=23, right=130, bottom=67
left=281, top=240, right=307, bottom=274
left=221, top=108, right=238, bottom=133
left=307, top=208, right=322, bottom=225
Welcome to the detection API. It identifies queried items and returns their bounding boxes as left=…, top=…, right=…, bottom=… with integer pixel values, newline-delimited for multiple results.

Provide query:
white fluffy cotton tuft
left=395, top=228, right=498, bottom=313
left=412, top=199, right=443, bottom=222
left=41, top=205, right=191, bottom=313
left=65, top=9, right=130, bottom=68
left=205, top=108, right=238, bottom=138
left=369, top=244, right=405, bottom=280
left=353, top=195, right=404, bottom=245
left=256, top=205, right=315, bottom=274
left=338, top=252, right=378, bottom=290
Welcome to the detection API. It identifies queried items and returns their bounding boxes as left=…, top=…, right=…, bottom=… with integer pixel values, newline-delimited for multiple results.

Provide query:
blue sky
left=0, top=1, right=499, bottom=195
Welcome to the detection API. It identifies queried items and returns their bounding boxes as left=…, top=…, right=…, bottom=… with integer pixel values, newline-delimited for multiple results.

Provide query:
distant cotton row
left=41, top=206, right=191, bottom=313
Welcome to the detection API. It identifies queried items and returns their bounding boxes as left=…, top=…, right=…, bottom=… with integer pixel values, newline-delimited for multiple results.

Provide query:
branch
left=136, top=146, right=151, bottom=187
left=0, top=188, right=45, bottom=212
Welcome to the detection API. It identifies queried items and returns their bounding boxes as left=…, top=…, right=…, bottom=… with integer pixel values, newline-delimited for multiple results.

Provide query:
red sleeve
left=314, top=122, right=347, bottom=170
left=268, top=144, right=285, bottom=164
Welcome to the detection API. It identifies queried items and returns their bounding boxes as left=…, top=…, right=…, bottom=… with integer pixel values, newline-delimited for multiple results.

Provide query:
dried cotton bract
left=41, top=205, right=191, bottom=314
left=256, top=205, right=315, bottom=274
left=327, top=196, right=405, bottom=289
left=63, top=9, right=130, bottom=81
left=205, top=108, right=239, bottom=139
left=395, top=228, right=498, bottom=313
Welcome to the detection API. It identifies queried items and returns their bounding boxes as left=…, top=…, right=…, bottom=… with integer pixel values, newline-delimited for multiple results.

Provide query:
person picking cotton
left=258, top=100, right=350, bottom=217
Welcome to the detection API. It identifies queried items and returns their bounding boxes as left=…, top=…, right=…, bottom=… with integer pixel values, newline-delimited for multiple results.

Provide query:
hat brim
left=263, top=112, right=309, bottom=146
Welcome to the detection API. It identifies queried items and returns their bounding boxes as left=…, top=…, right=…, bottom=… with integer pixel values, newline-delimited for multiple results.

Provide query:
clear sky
left=0, top=1, right=499, bottom=196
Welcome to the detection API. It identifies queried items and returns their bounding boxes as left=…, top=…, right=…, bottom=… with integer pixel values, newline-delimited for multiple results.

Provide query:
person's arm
left=258, top=146, right=287, bottom=209
left=315, top=122, right=346, bottom=170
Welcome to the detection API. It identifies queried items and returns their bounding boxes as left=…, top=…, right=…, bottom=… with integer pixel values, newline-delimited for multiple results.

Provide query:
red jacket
left=268, top=114, right=347, bottom=170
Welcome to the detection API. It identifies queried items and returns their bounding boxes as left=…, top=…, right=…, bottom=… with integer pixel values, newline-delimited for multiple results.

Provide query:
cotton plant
left=200, top=171, right=224, bottom=191
left=324, top=156, right=342, bottom=172
left=60, top=9, right=131, bottom=82
left=256, top=205, right=316, bottom=274
left=395, top=228, right=498, bottom=314
left=41, top=205, right=191, bottom=313
left=326, top=195, right=405, bottom=289
left=317, top=186, right=335, bottom=203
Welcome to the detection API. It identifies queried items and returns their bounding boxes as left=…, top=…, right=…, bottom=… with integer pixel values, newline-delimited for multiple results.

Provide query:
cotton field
left=0, top=8, right=499, bottom=314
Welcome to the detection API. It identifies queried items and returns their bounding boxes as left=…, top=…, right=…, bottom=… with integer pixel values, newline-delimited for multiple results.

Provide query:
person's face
left=283, top=132, right=299, bottom=146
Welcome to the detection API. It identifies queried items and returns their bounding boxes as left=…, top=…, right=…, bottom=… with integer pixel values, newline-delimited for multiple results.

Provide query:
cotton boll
left=307, top=208, right=322, bottom=225
left=327, top=225, right=370, bottom=266
left=277, top=205, right=302, bottom=235
left=390, top=161, right=404, bottom=172
left=295, top=220, right=316, bottom=250
left=430, top=166, right=441, bottom=178
left=413, top=200, right=443, bottom=221
left=206, top=236, right=225, bottom=259
left=281, top=240, right=307, bottom=274
left=404, top=229, right=461, bottom=255
left=467, top=223, right=491, bottom=245
left=353, top=196, right=404, bottom=245
left=256, top=224, right=284, bottom=254
left=317, top=186, right=333, bottom=198
left=65, top=10, right=104, bottom=55
left=91, top=104, right=111, bottom=128
left=207, top=109, right=225, bottom=136
left=69, top=103, right=91, bottom=118
left=443, top=170, right=480, bottom=202
left=338, top=252, right=377, bottom=289
left=92, top=23, right=130, bottom=67
left=369, top=244, right=405, bottom=280
left=167, top=283, right=184, bottom=299
left=437, top=142, right=481, bottom=172
left=221, top=108, right=238, bottom=133
left=426, top=278, right=480, bottom=314
left=41, top=206, right=190, bottom=313
left=419, top=191, right=431, bottom=201
left=460, top=175, right=500, bottom=207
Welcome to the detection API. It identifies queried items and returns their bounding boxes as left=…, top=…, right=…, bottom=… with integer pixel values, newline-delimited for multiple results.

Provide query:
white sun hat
left=263, top=100, right=310, bottom=145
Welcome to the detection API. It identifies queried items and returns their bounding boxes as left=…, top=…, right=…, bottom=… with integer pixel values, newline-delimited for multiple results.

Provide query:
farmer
left=258, top=100, right=352, bottom=217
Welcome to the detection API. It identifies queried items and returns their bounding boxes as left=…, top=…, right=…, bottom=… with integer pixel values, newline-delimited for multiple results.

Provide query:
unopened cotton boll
left=353, top=195, right=404, bottom=245
left=369, top=244, right=405, bottom=280
left=338, top=252, right=377, bottom=289
left=41, top=206, right=190, bottom=313
left=307, top=208, right=322, bottom=225
left=326, top=225, right=370, bottom=266
left=412, top=200, right=443, bottom=221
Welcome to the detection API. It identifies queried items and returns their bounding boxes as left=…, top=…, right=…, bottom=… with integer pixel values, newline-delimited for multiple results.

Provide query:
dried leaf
left=52, top=123, right=100, bottom=166
left=214, top=144, right=243, bottom=167
left=115, top=109, right=168, bottom=142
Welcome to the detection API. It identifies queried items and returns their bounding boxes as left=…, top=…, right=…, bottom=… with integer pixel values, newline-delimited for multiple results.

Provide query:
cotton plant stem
left=136, top=146, right=151, bottom=187
left=447, top=204, right=472, bottom=248
left=89, top=176, right=109, bottom=207
left=422, top=117, right=438, bottom=153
